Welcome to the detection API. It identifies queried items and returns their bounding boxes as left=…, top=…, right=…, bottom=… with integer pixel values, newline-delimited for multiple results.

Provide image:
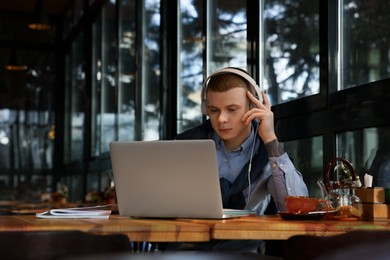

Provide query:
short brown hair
left=206, top=73, right=251, bottom=93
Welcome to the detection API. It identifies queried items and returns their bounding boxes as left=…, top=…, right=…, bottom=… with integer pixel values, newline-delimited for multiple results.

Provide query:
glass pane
left=283, top=136, right=323, bottom=198
left=64, top=33, right=85, bottom=163
left=178, top=0, right=204, bottom=133
left=263, top=0, right=320, bottom=105
left=341, top=1, right=390, bottom=89
left=118, top=0, right=136, bottom=141
left=336, top=127, right=390, bottom=188
left=90, top=1, right=118, bottom=156
left=64, top=53, right=71, bottom=163
left=74, top=0, right=84, bottom=23
left=91, top=13, right=102, bottom=157
left=100, top=1, right=117, bottom=152
left=0, top=48, right=55, bottom=171
left=63, top=7, right=74, bottom=39
left=0, top=110, right=11, bottom=169
left=63, top=0, right=84, bottom=39
left=22, top=111, right=54, bottom=170
left=141, top=0, right=161, bottom=140
left=207, top=0, right=247, bottom=71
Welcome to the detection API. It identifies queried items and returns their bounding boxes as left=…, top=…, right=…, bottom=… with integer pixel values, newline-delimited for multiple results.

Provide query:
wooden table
left=1, top=214, right=390, bottom=242
left=208, top=215, right=390, bottom=240
left=0, top=215, right=210, bottom=242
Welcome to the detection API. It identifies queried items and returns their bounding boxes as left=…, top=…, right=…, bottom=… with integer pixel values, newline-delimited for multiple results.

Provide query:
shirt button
left=279, top=163, right=284, bottom=168
left=287, top=187, right=292, bottom=191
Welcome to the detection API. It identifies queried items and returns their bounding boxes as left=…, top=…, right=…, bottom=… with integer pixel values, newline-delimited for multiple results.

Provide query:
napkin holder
left=355, top=187, right=390, bottom=220
left=355, top=187, right=385, bottom=203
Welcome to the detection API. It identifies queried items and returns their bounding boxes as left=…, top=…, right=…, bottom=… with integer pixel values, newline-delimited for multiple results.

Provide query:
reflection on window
left=91, top=13, right=102, bottom=157
left=141, top=0, right=161, bottom=140
left=207, top=0, right=247, bottom=71
left=340, top=1, right=390, bottom=89
left=178, top=0, right=321, bottom=133
left=118, top=0, right=136, bottom=141
left=178, top=0, right=248, bottom=133
left=100, top=1, right=117, bottom=152
left=0, top=109, right=54, bottom=170
left=0, top=46, right=55, bottom=170
left=178, top=0, right=204, bottom=133
left=263, top=0, right=320, bottom=104
left=91, top=1, right=118, bottom=156
left=336, top=127, right=390, bottom=188
left=63, top=0, right=84, bottom=40
left=64, top=33, right=85, bottom=163
left=283, top=136, right=323, bottom=197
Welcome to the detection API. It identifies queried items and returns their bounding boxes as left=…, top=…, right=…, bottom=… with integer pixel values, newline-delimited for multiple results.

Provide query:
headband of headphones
left=201, top=67, right=263, bottom=115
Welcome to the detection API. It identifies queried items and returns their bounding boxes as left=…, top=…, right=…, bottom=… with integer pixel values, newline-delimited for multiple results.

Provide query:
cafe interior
left=1, top=0, right=390, bottom=259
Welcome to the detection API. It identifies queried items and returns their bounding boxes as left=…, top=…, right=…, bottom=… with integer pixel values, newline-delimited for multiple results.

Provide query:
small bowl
left=285, top=196, right=328, bottom=214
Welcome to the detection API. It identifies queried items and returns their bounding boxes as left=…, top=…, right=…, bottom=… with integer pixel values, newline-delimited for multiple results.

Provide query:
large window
left=177, top=0, right=204, bottom=133
left=206, top=0, right=247, bottom=71
left=336, top=127, right=390, bottom=188
left=340, top=1, right=390, bottom=89
left=284, top=136, right=323, bottom=197
left=90, top=0, right=161, bottom=152
left=90, top=1, right=117, bottom=157
left=263, top=0, right=320, bottom=104
left=177, top=0, right=249, bottom=134
left=3, top=0, right=386, bottom=202
left=139, top=0, right=161, bottom=140
left=177, top=0, right=321, bottom=134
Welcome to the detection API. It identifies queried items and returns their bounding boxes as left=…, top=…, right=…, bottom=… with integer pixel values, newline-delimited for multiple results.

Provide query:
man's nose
left=217, top=111, right=228, bottom=123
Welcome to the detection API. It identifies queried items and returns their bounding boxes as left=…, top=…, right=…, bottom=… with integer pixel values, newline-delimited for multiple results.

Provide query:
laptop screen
left=109, top=140, right=225, bottom=219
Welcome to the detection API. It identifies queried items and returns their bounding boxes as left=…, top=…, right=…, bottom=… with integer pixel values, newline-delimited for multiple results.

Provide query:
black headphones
left=200, top=67, right=263, bottom=115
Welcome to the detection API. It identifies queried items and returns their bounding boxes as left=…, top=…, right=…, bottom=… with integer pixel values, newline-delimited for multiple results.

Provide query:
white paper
left=36, top=205, right=112, bottom=219
left=364, top=173, right=373, bottom=188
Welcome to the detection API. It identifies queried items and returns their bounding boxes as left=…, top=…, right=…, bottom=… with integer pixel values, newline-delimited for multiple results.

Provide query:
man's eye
left=209, top=109, right=218, bottom=114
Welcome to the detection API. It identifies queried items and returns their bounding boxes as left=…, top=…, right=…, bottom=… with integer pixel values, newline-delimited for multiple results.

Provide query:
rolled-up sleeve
left=267, top=153, right=309, bottom=211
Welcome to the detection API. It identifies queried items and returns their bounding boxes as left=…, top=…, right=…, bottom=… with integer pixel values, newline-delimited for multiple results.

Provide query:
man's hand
left=242, top=91, right=277, bottom=144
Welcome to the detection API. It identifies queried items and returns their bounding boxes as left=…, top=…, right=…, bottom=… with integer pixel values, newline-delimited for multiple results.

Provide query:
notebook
left=109, top=140, right=256, bottom=219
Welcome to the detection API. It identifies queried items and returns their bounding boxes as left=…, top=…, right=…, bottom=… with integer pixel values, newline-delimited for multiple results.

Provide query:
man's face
left=206, top=87, right=252, bottom=148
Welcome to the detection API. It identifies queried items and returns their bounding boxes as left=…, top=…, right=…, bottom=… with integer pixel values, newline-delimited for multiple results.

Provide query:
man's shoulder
left=175, top=120, right=212, bottom=140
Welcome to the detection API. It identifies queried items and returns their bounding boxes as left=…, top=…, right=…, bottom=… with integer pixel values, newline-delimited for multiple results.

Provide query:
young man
left=171, top=67, right=308, bottom=254
left=176, top=67, right=308, bottom=214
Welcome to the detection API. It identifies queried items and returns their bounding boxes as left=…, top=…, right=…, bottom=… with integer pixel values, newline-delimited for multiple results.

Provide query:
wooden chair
left=0, top=230, right=131, bottom=260
left=283, top=230, right=390, bottom=260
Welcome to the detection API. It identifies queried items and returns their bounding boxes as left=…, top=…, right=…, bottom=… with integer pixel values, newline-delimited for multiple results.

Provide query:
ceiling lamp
left=4, top=49, right=27, bottom=71
left=28, top=0, right=51, bottom=30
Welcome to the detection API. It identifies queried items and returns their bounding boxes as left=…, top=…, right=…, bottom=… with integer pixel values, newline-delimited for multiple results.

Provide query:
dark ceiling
left=0, top=1, right=73, bottom=109
left=0, top=1, right=72, bottom=15
left=0, top=0, right=74, bottom=47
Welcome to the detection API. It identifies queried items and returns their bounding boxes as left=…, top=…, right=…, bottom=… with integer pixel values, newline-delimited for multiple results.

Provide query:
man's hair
left=206, top=72, right=251, bottom=93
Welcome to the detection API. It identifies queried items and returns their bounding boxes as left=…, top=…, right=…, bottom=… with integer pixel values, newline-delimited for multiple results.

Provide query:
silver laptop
left=109, top=140, right=254, bottom=219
